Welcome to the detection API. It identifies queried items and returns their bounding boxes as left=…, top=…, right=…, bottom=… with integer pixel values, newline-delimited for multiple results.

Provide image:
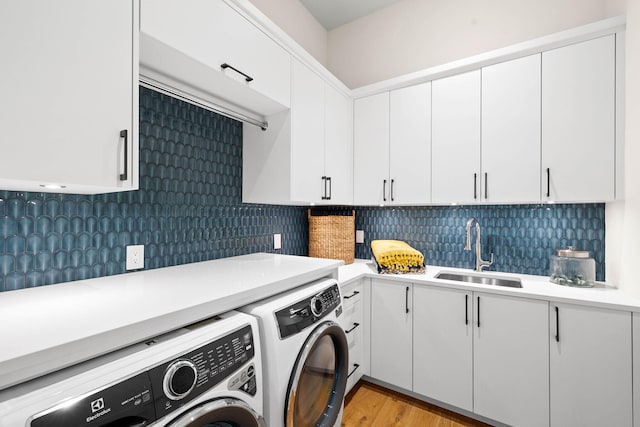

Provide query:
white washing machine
left=0, top=311, right=264, bottom=427
left=239, top=278, right=349, bottom=427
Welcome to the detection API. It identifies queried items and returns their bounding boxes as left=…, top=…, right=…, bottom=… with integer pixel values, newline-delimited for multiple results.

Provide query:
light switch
left=274, top=234, right=282, bottom=250
left=356, top=230, right=365, bottom=244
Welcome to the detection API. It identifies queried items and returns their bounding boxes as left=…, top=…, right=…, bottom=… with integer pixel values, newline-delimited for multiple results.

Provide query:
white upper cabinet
left=243, top=58, right=353, bottom=205
left=482, top=54, right=541, bottom=203
left=0, top=0, right=139, bottom=194
left=353, top=93, right=390, bottom=205
left=542, top=35, right=616, bottom=202
left=550, top=303, right=632, bottom=427
left=140, top=0, right=291, bottom=115
left=354, top=84, right=431, bottom=206
left=389, top=83, right=432, bottom=205
left=290, top=59, right=325, bottom=203
left=432, top=70, right=481, bottom=204
left=324, top=84, right=354, bottom=205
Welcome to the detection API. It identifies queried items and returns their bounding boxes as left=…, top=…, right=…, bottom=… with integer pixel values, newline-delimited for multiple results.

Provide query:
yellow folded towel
left=371, top=240, right=425, bottom=274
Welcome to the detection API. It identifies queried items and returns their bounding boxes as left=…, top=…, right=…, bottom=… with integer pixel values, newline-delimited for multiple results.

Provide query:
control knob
left=163, top=360, right=198, bottom=400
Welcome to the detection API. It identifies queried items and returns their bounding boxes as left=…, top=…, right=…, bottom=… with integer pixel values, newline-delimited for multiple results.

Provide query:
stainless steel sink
left=435, top=272, right=523, bottom=288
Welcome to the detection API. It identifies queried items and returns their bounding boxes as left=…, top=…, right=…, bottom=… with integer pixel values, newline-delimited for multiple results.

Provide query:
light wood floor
left=342, top=381, right=493, bottom=427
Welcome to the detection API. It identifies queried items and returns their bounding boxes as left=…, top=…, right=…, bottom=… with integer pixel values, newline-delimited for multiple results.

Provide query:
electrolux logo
left=86, top=397, right=111, bottom=423
left=90, top=398, right=104, bottom=413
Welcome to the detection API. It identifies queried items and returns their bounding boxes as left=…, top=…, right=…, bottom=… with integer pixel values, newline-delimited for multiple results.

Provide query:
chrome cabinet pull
left=221, top=63, right=253, bottom=82
left=119, top=129, right=128, bottom=181
left=345, top=323, right=360, bottom=334
left=477, top=296, right=481, bottom=328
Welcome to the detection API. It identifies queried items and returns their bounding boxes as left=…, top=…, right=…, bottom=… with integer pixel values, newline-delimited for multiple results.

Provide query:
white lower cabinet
left=413, top=286, right=473, bottom=411
left=550, top=303, right=632, bottom=427
left=370, top=279, right=413, bottom=390
left=340, top=279, right=365, bottom=393
left=473, top=293, right=549, bottom=427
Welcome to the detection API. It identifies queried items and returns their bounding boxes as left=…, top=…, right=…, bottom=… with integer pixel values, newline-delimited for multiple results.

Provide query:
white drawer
left=341, top=281, right=363, bottom=307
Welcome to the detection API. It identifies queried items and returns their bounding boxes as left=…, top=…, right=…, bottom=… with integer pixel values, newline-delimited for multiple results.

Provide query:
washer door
left=166, top=398, right=265, bottom=427
left=285, top=321, right=349, bottom=427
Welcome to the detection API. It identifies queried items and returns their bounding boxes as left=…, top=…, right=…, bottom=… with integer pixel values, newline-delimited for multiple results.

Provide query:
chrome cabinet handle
left=221, top=63, right=254, bottom=82
left=119, top=129, right=128, bottom=181
left=465, top=294, right=469, bottom=325
left=477, top=296, right=481, bottom=328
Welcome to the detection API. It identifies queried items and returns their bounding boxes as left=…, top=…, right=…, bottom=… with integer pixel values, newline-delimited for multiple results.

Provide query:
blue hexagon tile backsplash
left=0, top=87, right=606, bottom=292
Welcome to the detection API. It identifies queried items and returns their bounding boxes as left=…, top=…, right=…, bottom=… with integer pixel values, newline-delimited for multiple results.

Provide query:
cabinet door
left=324, top=85, right=354, bottom=205
left=550, top=303, right=631, bottom=427
left=389, top=83, right=432, bottom=205
left=141, top=0, right=290, bottom=108
left=413, top=286, right=472, bottom=411
left=290, top=59, right=325, bottom=203
left=432, top=70, right=481, bottom=204
left=474, top=293, right=549, bottom=427
left=354, top=93, right=390, bottom=205
left=0, top=0, right=138, bottom=194
left=542, top=35, right=615, bottom=202
left=482, top=54, right=541, bottom=203
left=370, top=280, right=412, bottom=390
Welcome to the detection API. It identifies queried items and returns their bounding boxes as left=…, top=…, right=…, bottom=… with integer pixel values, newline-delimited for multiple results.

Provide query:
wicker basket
left=308, top=209, right=355, bottom=265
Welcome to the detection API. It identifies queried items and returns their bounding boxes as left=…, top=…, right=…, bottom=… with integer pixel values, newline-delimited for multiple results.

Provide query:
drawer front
left=342, top=281, right=363, bottom=307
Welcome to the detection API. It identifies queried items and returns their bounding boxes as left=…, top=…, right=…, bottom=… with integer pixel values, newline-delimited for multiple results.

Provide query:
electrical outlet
left=274, top=234, right=282, bottom=250
left=356, top=230, right=365, bottom=244
left=126, top=245, right=145, bottom=270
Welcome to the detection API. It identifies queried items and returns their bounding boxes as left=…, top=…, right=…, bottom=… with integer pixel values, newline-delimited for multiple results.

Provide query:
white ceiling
left=300, top=0, right=404, bottom=30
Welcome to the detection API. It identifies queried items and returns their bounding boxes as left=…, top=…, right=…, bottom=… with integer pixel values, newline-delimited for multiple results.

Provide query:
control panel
left=30, top=324, right=256, bottom=427
left=276, top=284, right=341, bottom=339
left=149, top=324, right=256, bottom=419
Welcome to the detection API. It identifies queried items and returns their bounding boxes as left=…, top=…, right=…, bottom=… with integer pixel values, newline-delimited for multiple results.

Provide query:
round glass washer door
left=166, top=398, right=265, bottom=427
left=285, top=321, right=349, bottom=427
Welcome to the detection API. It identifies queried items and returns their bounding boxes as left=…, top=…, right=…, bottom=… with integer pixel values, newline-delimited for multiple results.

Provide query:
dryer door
left=285, top=321, right=349, bottom=427
left=166, top=398, right=265, bottom=427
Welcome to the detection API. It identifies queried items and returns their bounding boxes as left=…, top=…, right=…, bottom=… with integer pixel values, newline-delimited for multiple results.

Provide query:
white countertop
left=339, top=259, right=640, bottom=312
left=0, top=253, right=342, bottom=391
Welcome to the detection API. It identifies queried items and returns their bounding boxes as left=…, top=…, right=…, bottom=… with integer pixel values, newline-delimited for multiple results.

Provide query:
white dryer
left=240, top=278, right=349, bottom=427
left=0, top=311, right=264, bottom=427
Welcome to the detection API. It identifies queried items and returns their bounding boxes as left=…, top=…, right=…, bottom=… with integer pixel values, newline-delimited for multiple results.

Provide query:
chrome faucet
left=464, top=218, right=494, bottom=272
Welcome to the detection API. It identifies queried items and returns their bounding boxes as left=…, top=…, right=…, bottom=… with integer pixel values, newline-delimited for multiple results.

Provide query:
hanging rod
left=139, top=77, right=268, bottom=131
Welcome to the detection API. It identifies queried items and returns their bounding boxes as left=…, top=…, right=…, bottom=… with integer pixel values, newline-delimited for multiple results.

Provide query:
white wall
left=328, top=0, right=626, bottom=88
left=614, top=0, right=640, bottom=297
left=248, top=0, right=328, bottom=66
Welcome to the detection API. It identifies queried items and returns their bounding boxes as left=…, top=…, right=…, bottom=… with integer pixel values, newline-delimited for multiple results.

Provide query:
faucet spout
left=463, top=218, right=494, bottom=272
